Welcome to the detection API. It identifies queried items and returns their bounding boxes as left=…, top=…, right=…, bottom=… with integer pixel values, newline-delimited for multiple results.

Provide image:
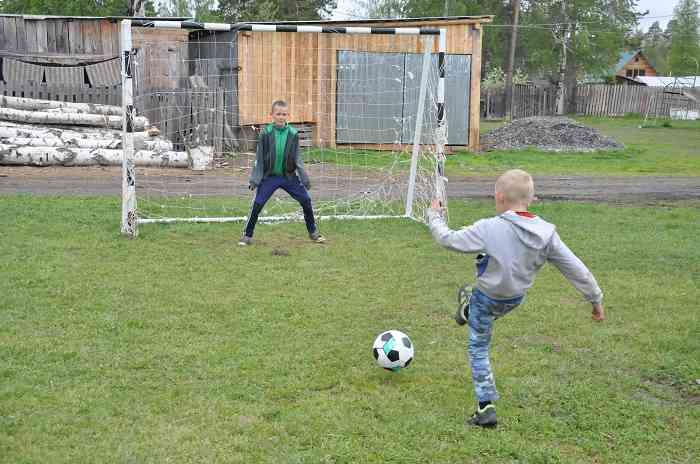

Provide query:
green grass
left=304, top=117, right=700, bottom=177
left=1, top=195, right=699, bottom=463
left=305, top=147, right=412, bottom=171
left=448, top=116, right=700, bottom=177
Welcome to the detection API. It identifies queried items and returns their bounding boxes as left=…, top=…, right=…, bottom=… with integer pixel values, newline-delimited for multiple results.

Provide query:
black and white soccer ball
left=372, top=330, right=414, bottom=371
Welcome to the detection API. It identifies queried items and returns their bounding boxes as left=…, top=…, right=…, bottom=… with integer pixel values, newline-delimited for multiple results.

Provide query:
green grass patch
left=302, top=117, right=700, bottom=178
left=1, top=196, right=699, bottom=463
left=305, top=147, right=412, bottom=171
left=449, top=116, right=700, bottom=177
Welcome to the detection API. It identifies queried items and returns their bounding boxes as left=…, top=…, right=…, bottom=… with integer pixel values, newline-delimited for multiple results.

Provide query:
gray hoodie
left=427, top=210, right=603, bottom=303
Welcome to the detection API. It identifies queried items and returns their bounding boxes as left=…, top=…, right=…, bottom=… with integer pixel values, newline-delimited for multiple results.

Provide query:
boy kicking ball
left=239, top=100, right=325, bottom=246
left=427, top=169, right=605, bottom=428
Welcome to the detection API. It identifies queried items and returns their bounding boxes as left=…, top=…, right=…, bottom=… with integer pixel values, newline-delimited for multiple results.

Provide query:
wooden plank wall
left=237, top=30, right=317, bottom=126
left=236, top=22, right=483, bottom=149
left=131, top=28, right=190, bottom=90
left=0, top=16, right=119, bottom=62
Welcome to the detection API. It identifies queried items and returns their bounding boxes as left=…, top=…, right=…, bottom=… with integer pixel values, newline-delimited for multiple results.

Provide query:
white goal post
left=120, top=19, right=448, bottom=237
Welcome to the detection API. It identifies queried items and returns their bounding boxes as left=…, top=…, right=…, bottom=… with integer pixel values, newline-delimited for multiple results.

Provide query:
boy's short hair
left=495, top=169, right=535, bottom=204
left=271, top=100, right=288, bottom=112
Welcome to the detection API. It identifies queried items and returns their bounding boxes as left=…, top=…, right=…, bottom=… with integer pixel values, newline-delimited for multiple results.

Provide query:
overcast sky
left=333, top=0, right=682, bottom=31
left=636, top=0, right=680, bottom=31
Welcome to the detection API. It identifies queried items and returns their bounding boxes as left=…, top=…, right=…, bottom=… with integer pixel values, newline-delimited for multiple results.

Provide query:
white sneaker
left=309, top=232, right=326, bottom=244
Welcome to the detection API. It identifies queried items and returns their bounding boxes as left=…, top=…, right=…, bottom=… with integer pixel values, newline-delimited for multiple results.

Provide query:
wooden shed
left=189, top=16, right=491, bottom=152
left=0, top=15, right=491, bottom=152
left=0, top=14, right=190, bottom=103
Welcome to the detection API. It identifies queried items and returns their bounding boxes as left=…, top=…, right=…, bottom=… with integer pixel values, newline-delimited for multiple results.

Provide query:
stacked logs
left=0, top=96, right=207, bottom=168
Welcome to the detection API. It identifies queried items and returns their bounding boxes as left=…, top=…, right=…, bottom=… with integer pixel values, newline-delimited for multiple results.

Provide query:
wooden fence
left=0, top=81, right=121, bottom=106
left=576, top=84, right=700, bottom=117
left=139, top=87, right=231, bottom=153
left=483, top=83, right=700, bottom=119
left=482, top=84, right=559, bottom=120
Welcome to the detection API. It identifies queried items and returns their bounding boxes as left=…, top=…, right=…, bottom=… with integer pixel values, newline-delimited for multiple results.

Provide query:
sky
left=333, top=0, right=683, bottom=31
left=636, top=0, right=680, bottom=31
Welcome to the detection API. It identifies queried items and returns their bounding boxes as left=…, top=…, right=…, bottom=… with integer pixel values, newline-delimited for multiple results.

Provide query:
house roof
left=615, top=50, right=639, bottom=73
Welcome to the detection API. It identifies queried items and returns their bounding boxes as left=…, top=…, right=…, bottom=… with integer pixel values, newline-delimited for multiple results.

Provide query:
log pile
left=0, top=96, right=210, bottom=169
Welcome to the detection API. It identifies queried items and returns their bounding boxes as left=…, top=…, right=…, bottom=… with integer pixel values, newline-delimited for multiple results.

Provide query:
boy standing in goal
left=239, top=100, right=325, bottom=245
left=426, top=169, right=605, bottom=428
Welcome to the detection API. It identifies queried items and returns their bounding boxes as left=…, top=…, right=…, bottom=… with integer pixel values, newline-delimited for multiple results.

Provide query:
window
left=638, top=69, right=646, bottom=77
left=626, top=69, right=633, bottom=77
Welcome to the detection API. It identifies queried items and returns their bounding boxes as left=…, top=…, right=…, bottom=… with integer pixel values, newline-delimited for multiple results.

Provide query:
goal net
left=120, top=20, right=447, bottom=236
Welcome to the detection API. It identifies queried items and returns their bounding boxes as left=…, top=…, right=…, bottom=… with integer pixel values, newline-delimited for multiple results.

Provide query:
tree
left=156, top=0, right=223, bottom=21
left=642, top=21, right=670, bottom=75
left=0, top=0, right=157, bottom=16
left=504, top=0, right=521, bottom=120
left=514, top=0, right=641, bottom=112
left=401, top=0, right=511, bottom=80
left=218, top=0, right=337, bottom=22
left=350, top=0, right=407, bottom=19
left=669, top=0, right=700, bottom=76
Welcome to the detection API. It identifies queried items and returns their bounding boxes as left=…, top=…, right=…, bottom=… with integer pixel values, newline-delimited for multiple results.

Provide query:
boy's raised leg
left=466, top=291, right=499, bottom=427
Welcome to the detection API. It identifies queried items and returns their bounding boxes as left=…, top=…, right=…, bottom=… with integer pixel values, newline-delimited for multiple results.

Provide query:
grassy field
left=1, top=195, right=698, bottom=463
left=305, top=116, right=700, bottom=177
left=454, top=117, right=700, bottom=177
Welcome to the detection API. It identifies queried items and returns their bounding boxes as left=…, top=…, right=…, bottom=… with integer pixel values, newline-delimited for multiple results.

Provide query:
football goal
left=119, top=19, right=448, bottom=237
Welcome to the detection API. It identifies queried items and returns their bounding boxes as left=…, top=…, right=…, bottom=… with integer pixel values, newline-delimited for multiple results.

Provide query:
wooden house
left=615, top=50, right=657, bottom=81
left=0, top=14, right=190, bottom=104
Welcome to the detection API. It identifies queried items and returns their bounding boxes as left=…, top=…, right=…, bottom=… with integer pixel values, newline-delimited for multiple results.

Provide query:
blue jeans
left=244, top=175, right=317, bottom=237
left=467, top=288, right=523, bottom=402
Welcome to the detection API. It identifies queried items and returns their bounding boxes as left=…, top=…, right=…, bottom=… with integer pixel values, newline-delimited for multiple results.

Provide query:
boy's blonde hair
left=271, top=100, right=288, bottom=112
left=495, top=169, right=535, bottom=205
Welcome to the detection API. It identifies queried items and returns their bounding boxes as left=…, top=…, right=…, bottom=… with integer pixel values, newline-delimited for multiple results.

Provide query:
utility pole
left=504, top=0, right=521, bottom=121
left=556, top=0, right=570, bottom=116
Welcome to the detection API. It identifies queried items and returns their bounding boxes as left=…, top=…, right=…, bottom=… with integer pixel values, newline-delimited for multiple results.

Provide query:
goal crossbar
left=120, top=20, right=447, bottom=236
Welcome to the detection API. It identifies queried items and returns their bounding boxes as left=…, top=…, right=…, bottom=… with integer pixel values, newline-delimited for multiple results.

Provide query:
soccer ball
left=372, top=330, right=414, bottom=371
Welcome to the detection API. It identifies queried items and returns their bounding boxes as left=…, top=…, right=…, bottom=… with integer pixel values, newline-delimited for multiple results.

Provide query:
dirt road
left=1, top=166, right=699, bottom=203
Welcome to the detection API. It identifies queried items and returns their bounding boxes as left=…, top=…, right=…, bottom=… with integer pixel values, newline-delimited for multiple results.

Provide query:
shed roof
left=256, top=16, right=493, bottom=25
left=0, top=14, right=492, bottom=24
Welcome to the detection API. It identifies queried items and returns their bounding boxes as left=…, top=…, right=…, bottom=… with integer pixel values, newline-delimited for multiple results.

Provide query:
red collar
left=515, top=211, right=536, bottom=218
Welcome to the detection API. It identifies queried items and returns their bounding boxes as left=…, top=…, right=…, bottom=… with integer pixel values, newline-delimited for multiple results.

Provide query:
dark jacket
left=249, top=123, right=310, bottom=188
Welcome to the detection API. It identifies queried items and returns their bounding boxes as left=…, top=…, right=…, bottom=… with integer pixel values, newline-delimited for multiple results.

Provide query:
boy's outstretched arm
left=426, top=200, right=485, bottom=254
left=547, top=232, right=605, bottom=321
left=249, top=133, right=265, bottom=189
left=294, top=142, right=311, bottom=189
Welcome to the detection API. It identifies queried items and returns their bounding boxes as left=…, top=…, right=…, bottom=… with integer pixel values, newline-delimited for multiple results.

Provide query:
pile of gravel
left=480, top=116, right=624, bottom=152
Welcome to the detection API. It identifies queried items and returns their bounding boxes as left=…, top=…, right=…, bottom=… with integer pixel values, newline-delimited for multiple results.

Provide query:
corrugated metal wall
left=336, top=51, right=471, bottom=146
left=336, top=51, right=405, bottom=144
